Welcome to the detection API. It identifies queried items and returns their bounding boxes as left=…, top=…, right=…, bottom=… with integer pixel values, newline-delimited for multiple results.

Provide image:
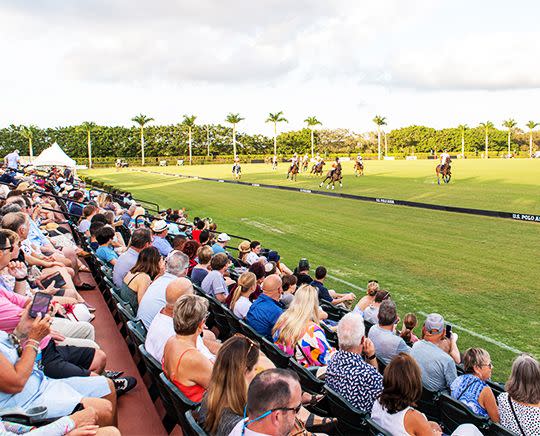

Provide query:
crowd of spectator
left=1, top=162, right=538, bottom=436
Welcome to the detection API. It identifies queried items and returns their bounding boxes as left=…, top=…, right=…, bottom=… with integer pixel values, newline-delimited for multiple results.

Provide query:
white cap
left=217, top=233, right=231, bottom=243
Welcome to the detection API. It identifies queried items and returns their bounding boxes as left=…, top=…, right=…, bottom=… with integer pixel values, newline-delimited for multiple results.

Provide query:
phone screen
left=29, top=292, right=52, bottom=318
left=445, top=324, right=452, bottom=339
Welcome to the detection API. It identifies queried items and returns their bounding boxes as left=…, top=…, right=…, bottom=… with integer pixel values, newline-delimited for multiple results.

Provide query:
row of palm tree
left=12, top=115, right=540, bottom=168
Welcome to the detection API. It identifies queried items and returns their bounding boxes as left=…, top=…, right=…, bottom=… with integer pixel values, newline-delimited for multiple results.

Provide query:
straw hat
left=238, top=241, right=251, bottom=254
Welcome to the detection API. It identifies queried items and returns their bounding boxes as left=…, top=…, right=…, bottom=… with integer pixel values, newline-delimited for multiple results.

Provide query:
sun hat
left=17, top=181, right=34, bottom=192
left=217, top=233, right=231, bottom=243
left=151, top=219, right=168, bottom=233
left=424, top=313, right=445, bottom=335
left=238, top=241, right=251, bottom=254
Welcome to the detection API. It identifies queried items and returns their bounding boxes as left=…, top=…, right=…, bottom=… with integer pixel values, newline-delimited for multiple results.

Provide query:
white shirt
left=440, top=153, right=450, bottom=164
left=145, top=312, right=215, bottom=363
left=245, top=252, right=260, bottom=265
left=137, top=273, right=176, bottom=329
left=371, top=400, right=410, bottom=436
left=5, top=151, right=19, bottom=169
left=232, top=296, right=252, bottom=319
left=228, top=419, right=269, bottom=436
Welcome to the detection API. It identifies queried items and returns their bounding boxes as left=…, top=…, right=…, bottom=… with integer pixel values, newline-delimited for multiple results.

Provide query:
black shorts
left=41, top=341, right=95, bottom=379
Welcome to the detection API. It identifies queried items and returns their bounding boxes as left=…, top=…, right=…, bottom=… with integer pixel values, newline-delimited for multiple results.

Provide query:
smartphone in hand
left=445, top=324, right=453, bottom=339
left=29, top=292, right=53, bottom=318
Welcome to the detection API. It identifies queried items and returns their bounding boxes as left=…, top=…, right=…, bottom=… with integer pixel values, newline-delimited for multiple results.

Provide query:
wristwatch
left=367, top=354, right=376, bottom=361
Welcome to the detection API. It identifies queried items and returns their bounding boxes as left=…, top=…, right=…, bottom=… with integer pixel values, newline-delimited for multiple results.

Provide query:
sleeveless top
left=119, top=272, right=143, bottom=311
left=450, top=374, right=489, bottom=417
left=164, top=348, right=206, bottom=403
left=371, top=400, right=412, bottom=436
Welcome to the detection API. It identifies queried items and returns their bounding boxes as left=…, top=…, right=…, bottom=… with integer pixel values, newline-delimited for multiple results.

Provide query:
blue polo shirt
left=310, top=280, right=332, bottom=303
left=246, top=294, right=284, bottom=339
left=152, top=235, right=173, bottom=257
left=211, top=243, right=226, bottom=254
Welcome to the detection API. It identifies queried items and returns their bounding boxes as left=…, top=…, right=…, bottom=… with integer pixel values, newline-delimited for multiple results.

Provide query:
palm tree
left=526, top=121, right=539, bottom=158
left=479, top=121, right=494, bottom=158
left=131, top=114, right=154, bottom=166
left=17, top=125, right=38, bottom=161
left=205, top=125, right=211, bottom=157
left=266, top=111, right=288, bottom=157
left=79, top=121, right=96, bottom=168
left=225, top=113, right=245, bottom=159
left=373, top=115, right=387, bottom=160
left=304, top=116, right=322, bottom=158
left=181, top=115, right=197, bottom=165
left=502, top=118, right=517, bottom=156
left=457, top=124, right=468, bottom=157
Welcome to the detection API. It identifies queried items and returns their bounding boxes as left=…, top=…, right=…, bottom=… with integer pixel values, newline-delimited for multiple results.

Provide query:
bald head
left=262, top=274, right=282, bottom=301
left=165, top=278, right=194, bottom=307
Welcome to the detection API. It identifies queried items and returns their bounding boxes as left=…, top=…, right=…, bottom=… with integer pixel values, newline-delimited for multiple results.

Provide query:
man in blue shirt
left=246, top=274, right=284, bottom=338
left=211, top=233, right=230, bottom=254
left=151, top=219, right=173, bottom=257
left=310, top=266, right=355, bottom=307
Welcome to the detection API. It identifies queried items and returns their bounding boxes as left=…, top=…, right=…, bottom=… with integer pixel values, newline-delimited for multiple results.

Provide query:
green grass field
left=83, top=160, right=540, bottom=379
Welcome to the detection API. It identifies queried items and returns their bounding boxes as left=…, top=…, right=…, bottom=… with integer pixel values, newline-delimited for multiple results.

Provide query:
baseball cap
left=424, top=313, right=445, bottom=334
left=268, top=251, right=280, bottom=262
left=151, top=219, right=168, bottom=233
left=217, top=233, right=231, bottom=243
left=298, top=258, right=310, bottom=271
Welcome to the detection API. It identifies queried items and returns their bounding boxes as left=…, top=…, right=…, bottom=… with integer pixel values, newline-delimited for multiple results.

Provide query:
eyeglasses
left=0, top=245, right=13, bottom=251
left=481, top=362, right=493, bottom=369
left=271, top=403, right=302, bottom=415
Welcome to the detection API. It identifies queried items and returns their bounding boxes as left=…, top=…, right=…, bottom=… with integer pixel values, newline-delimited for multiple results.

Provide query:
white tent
left=32, top=142, right=77, bottom=168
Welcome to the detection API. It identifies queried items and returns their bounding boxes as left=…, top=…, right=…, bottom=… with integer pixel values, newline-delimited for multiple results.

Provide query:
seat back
left=288, top=359, right=324, bottom=395
left=484, top=422, right=519, bottom=436
left=320, top=322, right=338, bottom=348
left=416, top=388, right=441, bottom=422
left=260, top=337, right=291, bottom=368
left=324, top=385, right=368, bottom=434
left=158, top=372, right=200, bottom=429
left=365, top=417, right=392, bottom=436
left=116, top=301, right=136, bottom=324
left=238, top=319, right=263, bottom=343
left=222, top=304, right=243, bottom=334
left=206, top=297, right=230, bottom=339
left=126, top=320, right=147, bottom=347
left=183, top=410, right=208, bottom=436
left=364, top=320, right=374, bottom=335
left=439, top=393, right=490, bottom=433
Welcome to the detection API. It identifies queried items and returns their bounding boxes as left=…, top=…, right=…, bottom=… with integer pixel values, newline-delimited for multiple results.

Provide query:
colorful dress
left=274, top=322, right=335, bottom=367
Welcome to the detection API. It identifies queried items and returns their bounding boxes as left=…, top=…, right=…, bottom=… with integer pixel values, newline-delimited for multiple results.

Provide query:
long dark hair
left=379, top=353, right=422, bottom=414
left=130, top=246, right=162, bottom=279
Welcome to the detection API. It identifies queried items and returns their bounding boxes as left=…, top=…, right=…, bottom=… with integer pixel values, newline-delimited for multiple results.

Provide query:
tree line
left=1, top=114, right=538, bottom=166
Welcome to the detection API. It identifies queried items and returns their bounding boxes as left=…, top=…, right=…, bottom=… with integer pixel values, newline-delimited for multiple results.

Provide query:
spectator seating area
left=1, top=164, right=538, bottom=436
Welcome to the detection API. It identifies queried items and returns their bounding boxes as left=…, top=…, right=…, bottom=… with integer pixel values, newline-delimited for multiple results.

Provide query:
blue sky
left=1, top=0, right=539, bottom=134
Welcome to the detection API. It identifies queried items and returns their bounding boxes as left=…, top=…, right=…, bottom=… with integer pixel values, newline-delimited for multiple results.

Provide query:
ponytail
left=230, top=272, right=256, bottom=311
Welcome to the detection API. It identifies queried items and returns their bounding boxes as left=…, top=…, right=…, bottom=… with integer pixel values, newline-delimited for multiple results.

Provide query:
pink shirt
left=0, top=287, right=51, bottom=348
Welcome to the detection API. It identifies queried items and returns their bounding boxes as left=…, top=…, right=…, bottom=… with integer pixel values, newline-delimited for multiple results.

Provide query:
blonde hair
left=172, top=295, right=208, bottom=335
left=463, top=348, right=491, bottom=374
left=229, top=272, right=257, bottom=311
left=367, top=281, right=380, bottom=296
left=272, top=285, right=320, bottom=347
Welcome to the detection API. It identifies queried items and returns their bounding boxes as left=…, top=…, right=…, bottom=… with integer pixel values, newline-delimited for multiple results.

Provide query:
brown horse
left=310, top=160, right=325, bottom=176
left=302, top=158, right=309, bottom=172
left=354, top=161, right=364, bottom=176
left=319, top=163, right=343, bottom=189
left=436, top=159, right=452, bottom=184
left=287, top=163, right=299, bottom=181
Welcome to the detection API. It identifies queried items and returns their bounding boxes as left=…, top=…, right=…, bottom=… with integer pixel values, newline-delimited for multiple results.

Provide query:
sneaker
left=113, top=376, right=137, bottom=397
left=104, top=370, right=124, bottom=379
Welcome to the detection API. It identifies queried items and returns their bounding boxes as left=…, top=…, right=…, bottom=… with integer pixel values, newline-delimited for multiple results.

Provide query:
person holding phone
left=0, top=310, right=119, bottom=425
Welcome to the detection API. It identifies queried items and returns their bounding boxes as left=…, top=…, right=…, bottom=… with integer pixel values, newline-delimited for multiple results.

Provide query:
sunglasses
left=481, top=363, right=494, bottom=369
left=234, top=333, right=258, bottom=356
left=0, top=245, right=13, bottom=251
left=368, top=280, right=379, bottom=284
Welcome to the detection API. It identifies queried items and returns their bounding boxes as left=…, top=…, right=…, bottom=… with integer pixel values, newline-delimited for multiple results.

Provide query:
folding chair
left=159, top=372, right=200, bottom=431
left=439, top=393, right=491, bottom=434
left=183, top=410, right=208, bottom=436
left=260, top=337, right=291, bottom=369
left=288, top=359, right=324, bottom=395
left=324, top=385, right=368, bottom=435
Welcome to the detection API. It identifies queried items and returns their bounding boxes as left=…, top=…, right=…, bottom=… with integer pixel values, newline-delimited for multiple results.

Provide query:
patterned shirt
left=450, top=374, right=489, bottom=417
left=325, top=350, right=383, bottom=413
left=498, top=392, right=540, bottom=436
left=273, top=322, right=335, bottom=367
